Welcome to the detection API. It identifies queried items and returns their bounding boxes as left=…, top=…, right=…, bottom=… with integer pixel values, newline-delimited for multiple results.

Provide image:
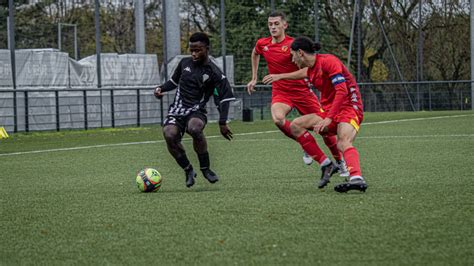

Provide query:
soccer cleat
left=303, top=152, right=313, bottom=165
left=335, top=160, right=350, bottom=177
left=334, top=176, right=368, bottom=193
left=202, top=169, right=219, bottom=184
left=185, top=169, right=197, bottom=188
left=318, top=162, right=338, bottom=189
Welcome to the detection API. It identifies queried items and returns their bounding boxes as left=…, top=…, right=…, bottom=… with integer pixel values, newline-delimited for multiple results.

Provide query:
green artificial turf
left=1, top=111, right=473, bottom=265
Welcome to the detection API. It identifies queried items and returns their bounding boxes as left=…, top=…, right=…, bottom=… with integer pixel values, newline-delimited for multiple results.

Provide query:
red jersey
left=307, top=54, right=363, bottom=119
left=255, top=35, right=309, bottom=95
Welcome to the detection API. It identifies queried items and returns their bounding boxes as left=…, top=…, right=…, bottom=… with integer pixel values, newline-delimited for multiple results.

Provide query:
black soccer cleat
left=185, top=169, right=197, bottom=188
left=318, top=162, right=339, bottom=189
left=334, top=177, right=368, bottom=193
left=202, top=169, right=219, bottom=184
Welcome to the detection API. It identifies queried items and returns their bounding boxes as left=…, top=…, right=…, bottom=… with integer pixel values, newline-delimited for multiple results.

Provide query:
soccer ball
left=136, top=168, right=162, bottom=192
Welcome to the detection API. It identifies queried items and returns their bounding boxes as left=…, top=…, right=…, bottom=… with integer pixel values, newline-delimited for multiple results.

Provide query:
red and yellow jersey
left=307, top=54, right=363, bottom=119
left=255, top=35, right=310, bottom=95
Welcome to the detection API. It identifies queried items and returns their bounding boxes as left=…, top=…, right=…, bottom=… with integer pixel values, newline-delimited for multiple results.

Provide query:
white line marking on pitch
left=215, top=134, right=474, bottom=142
left=1, top=114, right=473, bottom=157
left=363, top=114, right=474, bottom=125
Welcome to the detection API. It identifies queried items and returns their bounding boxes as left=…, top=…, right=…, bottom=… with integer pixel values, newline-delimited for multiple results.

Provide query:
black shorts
left=163, top=111, right=208, bottom=136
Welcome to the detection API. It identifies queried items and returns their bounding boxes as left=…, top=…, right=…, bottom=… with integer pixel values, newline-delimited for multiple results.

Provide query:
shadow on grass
left=130, top=184, right=221, bottom=194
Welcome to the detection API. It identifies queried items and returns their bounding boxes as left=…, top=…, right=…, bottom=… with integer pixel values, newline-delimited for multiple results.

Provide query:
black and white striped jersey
left=160, top=57, right=235, bottom=123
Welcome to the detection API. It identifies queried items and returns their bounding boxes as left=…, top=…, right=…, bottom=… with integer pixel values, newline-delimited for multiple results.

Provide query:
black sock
left=176, top=154, right=192, bottom=171
left=198, top=152, right=210, bottom=171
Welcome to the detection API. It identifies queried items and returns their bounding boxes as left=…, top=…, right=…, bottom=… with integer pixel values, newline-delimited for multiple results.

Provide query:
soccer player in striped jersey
left=273, top=36, right=368, bottom=192
left=246, top=11, right=348, bottom=185
left=154, top=32, right=235, bottom=188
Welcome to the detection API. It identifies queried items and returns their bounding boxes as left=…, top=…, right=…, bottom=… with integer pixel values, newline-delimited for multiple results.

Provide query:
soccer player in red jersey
left=246, top=11, right=348, bottom=184
left=272, top=36, right=367, bottom=192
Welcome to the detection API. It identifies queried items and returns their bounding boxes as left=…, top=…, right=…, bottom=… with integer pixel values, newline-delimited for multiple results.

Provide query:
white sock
left=320, top=158, right=331, bottom=168
left=350, top=175, right=364, bottom=182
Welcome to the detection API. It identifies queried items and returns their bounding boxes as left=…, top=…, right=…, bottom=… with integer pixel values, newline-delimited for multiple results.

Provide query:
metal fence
left=0, top=81, right=471, bottom=133
left=0, top=87, right=162, bottom=132
left=359, top=80, right=473, bottom=112
left=2, top=1, right=473, bottom=134
left=235, top=81, right=473, bottom=121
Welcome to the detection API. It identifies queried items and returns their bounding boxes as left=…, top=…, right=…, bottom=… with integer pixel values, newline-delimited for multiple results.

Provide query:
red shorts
left=272, top=90, right=325, bottom=117
left=325, top=106, right=364, bottom=135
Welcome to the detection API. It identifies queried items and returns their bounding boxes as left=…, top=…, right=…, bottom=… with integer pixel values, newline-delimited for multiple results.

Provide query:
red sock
left=296, top=131, right=327, bottom=164
left=276, top=120, right=295, bottom=140
left=323, top=135, right=342, bottom=161
left=343, top=146, right=362, bottom=177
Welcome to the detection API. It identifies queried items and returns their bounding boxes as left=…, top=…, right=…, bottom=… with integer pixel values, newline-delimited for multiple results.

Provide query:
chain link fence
left=0, top=0, right=472, bottom=132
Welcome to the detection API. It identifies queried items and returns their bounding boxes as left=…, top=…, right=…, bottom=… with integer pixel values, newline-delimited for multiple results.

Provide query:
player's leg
left=271, top=102, right=294, bottom=139
left=320, top=130, right=349, bottom=177
left=186, top=114, right=219, bottom=184
left=290, top=114, right=338, bottom=188
left=333, top=122, right=368, bottom=193
left=293, top=93, right=343, bottom=168
left=162, top=117, right=196, bottom=187
left=272, top=96, right=313, bottom=165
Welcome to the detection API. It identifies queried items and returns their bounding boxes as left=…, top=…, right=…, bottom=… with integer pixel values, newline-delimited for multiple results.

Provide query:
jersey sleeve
left=254, top=39, right=263, bottom=55
left=211, top=68, right=236, bottom=125
left=160, top=59, right=182, bottom=92
left=323, top=56, right=349, bottom=119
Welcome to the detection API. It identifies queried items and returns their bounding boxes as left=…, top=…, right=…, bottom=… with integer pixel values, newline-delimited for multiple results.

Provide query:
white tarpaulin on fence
left=0, top=50, right=13, bottom=87
left=0, top=49, right=69, bottom=87
left=0, top=50, right=239, bottom=132
left=69, top=53, right=161, bottom=87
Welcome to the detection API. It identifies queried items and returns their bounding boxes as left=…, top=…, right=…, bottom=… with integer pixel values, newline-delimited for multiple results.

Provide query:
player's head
left=267, top=11, right=288, bottom=38
left=290, top=36, right=321, bottom=68
left=189, top=32, right=210, bottom=63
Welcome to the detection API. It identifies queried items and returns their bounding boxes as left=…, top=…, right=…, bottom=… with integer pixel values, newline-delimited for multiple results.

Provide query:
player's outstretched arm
left=154, top=59, right=182, bottom=98
left=217, top=101, right=233, bottom=141
left=262, top=67, right=308, bottom=84
left=246, top=47, right=260, bottom=95
left=219, top=124, right=233, bottom=141
left=212, top=66, right=235, bottom=141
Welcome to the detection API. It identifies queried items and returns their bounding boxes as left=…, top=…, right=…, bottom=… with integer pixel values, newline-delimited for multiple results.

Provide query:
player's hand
left=154, top=86, right=164, bottom=99
left=246, top=80, right=257, bottom=95
left=219, top=124, right=233, bottom=141
left=262, top=74, right=281, bottom=85
left=314, top=118, right=332, bottom=134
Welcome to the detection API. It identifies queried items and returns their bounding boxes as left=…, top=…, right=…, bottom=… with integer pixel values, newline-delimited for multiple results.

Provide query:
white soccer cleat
left=303, top=152, right=313, bottom=165
left=336, top=160, right=350, bottom=177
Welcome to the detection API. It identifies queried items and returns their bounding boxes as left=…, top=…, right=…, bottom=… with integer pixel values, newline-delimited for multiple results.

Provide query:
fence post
left=136, top=89, right=140, bottom=127
left=220, top=0, right=226, bottom=76
left=111, top=89, right=115, bottom=128
left=12, top=92, right=17, bottom=133
left=94, top=0, right=102, bottom=128
left=55, top=90, right=60, bottom=131
left=428, top=84, right=432, bottom=111
left=417, top=83, right=420, bottom=111
left=373, top=93, right=377, bottom=112
left=83, top=90, right=88, bottom=130
left=8, top=4, right=18, bottom=132
left=24, top=91, right=29, bottom=132
left=471, top=0, right=474, bottom=110
left=260, top=92, right=264, bottom=120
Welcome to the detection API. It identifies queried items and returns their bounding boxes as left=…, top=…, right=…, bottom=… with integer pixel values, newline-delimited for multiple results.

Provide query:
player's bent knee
left=163, top=127, right=180, bottom=141
left=187, top=127, right=204, bottom=139
left=273, top=117, right=286, bottom=127
left=337, top=139, right=352, bottom=152
left=290, top=121, right=304, bottom=136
